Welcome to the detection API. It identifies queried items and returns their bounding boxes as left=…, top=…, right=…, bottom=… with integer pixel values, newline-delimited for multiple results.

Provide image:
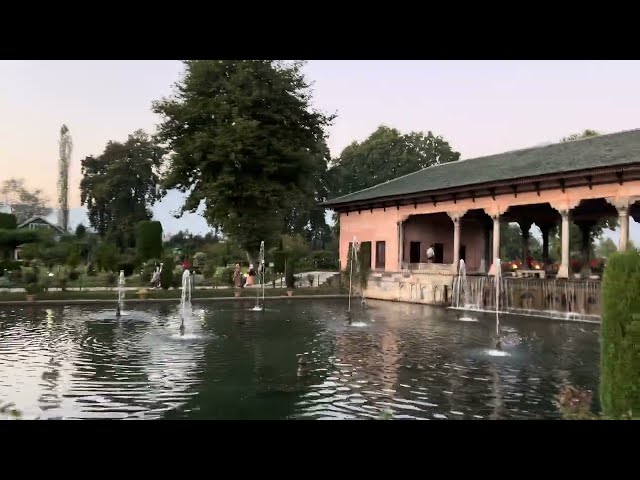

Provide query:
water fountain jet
left=252, top=241, right=266, bottom=311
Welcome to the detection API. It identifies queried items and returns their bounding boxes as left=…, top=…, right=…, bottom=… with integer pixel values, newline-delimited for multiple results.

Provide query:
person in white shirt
left=426, top=244, right=435, bottom=263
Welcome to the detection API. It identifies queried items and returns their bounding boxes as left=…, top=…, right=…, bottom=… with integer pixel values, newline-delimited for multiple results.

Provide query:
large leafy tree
left=0, top=178, right=52, bottom=224
left=153, top=60, right=334, bottom=257
left=80, top=130, right=164, bottom=249
left=327, top=125, right=461, bottom=199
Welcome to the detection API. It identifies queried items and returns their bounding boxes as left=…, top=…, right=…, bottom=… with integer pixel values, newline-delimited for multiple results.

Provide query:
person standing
left=233, top=263, right=243, bottom=288
left=426, top=244, right=435, bottom=263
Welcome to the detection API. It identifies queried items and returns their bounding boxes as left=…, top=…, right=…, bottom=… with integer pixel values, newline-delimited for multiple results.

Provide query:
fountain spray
left=255, top=241, right=265, bottom=311
left=495, top=257, right=502, bottom=349
left=348, top=236, right=359, bottom=313
left=117, top=270, right=125, bottom=315
left=180, top=268, right=192, bottom=320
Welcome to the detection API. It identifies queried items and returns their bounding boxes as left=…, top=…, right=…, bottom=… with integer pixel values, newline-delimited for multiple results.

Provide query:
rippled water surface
left=0, top=300, right=599, bottom=419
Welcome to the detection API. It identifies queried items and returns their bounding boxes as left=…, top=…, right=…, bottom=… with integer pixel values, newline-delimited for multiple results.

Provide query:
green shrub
left=203, top=261, right=217, bottom=280
left=308, top=250, right=339, bottom=270
left=105, top=272, right=116, bottom=287
left=600, top=249, right=640, bottom=419
left=23, top=270, right=38, bottom=285
left=68, top=270, right=80, bottom=281
left=136, top=221, right=163, bottom=261
left=160, top=258, right=175, bottom=290
left=218, top=266, right=234, bottom=286
left=193, top=252, right=206, bottom=274
left=0, top=213, right=17, bottom=230
left=75, top=224, right=87, bottom=238
left=0, top=260, right=21, bottom=275
left=285, top=260, right=296, bottom=289
left=95, top=243, right=118, bottom=272
left=67, top=251, right=80, bottom=269
left=25, top=282, right=44, bottom=295
left=117, top=258, right=135, bottom=277
left=9, top=269, right=23, bottom=282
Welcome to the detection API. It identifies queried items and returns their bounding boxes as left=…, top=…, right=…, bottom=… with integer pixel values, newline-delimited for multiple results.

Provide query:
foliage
left=555, top=385, right=598, bottom=420
left=0, top=178, right=52, bottom=223
left=0, top=229, right=41, bottom=249
left=596, top=237, right=618, bottom=259
left=56, top=275, right=68, bottom=291
left=25, top=282, right=44, bottom=295
left=192, top=252, right=207, bottom=273
left=117, top=258, right=135, bottom=277
left=561, top=129, right=601, bottom=143
left=0, top=260, right=21, bottom=275
left=66, top=250, right=80, bottom=269
left=160, top=257, right=175, bottom=290
left=165, top=230, right=220, bottom=258
left=68, top=270, right=80, bottom=281
left=202, top=241, right=246, bottom=268
left=105, top=272, right=116, bottom=287
left=499, top=223, right=543, bottom=261
left=23, top=270, right=38, bottom=285
left=218, top=266, right=235, bottom=286
left=136, top=220, right=163, bottom=261
left=203, top=261, right=217, bottom=280
left=300, top=250, right=339, bottom=270
left=95, top=242, right=119, bottom=272
left=600, top=250, right=640, bottom=419
left=153, top=60, right=334, bottom=256
left=80, top=130, right=164, bottom=249
left=327, top=125, right=460, bottom=199
left=75, top=224, right=87, bottom=238
left=0, top=213, right=17, bottom=230
left=285, top=259, right=296, bottom=288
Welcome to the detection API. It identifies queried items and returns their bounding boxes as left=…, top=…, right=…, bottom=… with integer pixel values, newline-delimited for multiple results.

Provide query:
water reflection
left=0, top=299, right=599, bottom=419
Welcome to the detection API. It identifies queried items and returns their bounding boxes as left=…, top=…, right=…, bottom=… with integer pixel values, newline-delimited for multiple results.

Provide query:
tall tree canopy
left=327, top=125, right=461, bottom=199
left=153, top=60, right=334, bottom=255
left=0, top=178, right=51, bottom=224
left=80, top=129, right=164, bottom=249
left=561, top=129, right=600, bottom=142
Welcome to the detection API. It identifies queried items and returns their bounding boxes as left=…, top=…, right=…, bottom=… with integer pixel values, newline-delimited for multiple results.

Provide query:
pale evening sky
left=1, top=60, right=639, bottom=237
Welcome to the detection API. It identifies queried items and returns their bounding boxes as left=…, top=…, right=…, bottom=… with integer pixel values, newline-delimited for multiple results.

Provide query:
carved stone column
left=557, top=209, right=571, bottom=279
left=606, top=197, right=631, bottom=251
left=488, top=214, right=501, bottom=276
left=447, top=211, right=465, bottom=274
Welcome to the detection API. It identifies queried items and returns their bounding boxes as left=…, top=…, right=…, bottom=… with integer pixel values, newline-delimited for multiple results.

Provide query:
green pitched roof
left=324, top=129, right=640, bottom=207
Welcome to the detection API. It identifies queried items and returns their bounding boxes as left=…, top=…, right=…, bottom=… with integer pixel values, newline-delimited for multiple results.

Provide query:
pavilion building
left=323, top=129, right=640, bottom=316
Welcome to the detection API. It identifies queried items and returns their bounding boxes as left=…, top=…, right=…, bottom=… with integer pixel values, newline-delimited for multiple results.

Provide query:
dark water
left=0, top=299, right=600, bottom=420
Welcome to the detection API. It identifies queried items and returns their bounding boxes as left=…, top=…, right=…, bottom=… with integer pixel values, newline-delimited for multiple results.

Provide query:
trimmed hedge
left=136, top=221, right=163, bottom=261
left=600, top=249, right=640, bottom=419
left=0, top=213, right=17, bottom=230
left=159, top=257, right=175, bottom=290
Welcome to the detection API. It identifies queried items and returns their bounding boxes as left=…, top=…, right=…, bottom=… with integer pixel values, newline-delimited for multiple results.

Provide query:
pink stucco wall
left=339, top=209, right=399, bottom=271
